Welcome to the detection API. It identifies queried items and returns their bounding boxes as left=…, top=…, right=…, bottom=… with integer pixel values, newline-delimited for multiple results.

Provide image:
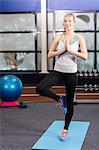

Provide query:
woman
left=36, top=13, right=88, bottom=139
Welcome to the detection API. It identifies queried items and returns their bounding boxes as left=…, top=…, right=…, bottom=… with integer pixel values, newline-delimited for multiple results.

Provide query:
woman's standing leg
left=36, top=71, right=63, bottom=102
left=64, top=73, right=76, bottom=130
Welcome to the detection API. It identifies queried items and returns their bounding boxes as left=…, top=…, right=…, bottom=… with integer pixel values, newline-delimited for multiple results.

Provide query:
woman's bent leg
left=36, top=71, right=63, bottom=102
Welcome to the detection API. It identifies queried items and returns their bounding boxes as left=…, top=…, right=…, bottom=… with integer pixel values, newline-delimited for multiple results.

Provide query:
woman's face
left=63, top=16, right=75, bottom=31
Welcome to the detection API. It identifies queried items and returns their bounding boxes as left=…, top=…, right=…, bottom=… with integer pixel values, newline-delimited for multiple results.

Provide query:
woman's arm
left=48, top=35, right=67, bottom=59
left=67, top=35, right=88, bottom=60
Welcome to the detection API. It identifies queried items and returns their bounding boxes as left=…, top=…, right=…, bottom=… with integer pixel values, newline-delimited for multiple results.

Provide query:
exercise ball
left=0, top=75, right=23, bottom=102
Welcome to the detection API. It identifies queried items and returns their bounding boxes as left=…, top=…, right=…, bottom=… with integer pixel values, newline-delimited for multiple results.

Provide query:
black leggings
left=36, top=71, right=76, bottom=130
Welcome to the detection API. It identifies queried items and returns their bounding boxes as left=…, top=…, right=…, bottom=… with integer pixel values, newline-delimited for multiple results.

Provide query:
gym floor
left=0, top=101, right=99, bottom=150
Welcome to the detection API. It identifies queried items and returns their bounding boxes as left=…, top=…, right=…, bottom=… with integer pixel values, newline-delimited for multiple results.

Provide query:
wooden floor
left=17, top=86, right=99, bottom=103
left=0, top=86, right=99, bottom=103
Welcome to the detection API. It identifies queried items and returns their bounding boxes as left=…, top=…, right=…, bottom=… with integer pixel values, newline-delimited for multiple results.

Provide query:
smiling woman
left=63, top=13, right=76, bottom=31
left=36, top=12, right=88, bottom=139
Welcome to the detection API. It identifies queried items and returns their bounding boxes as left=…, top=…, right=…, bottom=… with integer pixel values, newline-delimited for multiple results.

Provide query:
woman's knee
left=36, top=85, right=45, bottom=94
left=66, top=104, right=74, bottom=115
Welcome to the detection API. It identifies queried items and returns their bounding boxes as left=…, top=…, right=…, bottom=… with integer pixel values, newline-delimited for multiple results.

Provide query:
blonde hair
left=64, top=13, right=76, bottom=23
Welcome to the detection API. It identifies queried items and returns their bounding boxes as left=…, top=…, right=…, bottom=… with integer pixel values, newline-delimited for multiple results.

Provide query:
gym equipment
left=19, top=101, right=27, bottom=108
left=0, top=75, right=23, bottom=101
left=0, top=75, right=27, bottom=108
left=32, top=120, right=90, bottom=150
left=76, top=70, right=99, bottom=93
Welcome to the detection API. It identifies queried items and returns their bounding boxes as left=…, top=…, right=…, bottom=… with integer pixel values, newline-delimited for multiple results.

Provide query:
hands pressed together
left=59, top=36, right=75, bottom=56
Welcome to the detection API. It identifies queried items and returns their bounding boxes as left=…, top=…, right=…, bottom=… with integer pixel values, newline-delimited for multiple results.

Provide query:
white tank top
left=54, top=34, right=79, bottom=73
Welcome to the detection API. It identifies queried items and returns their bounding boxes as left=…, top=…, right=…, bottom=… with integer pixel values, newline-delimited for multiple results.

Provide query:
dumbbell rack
left=75, top=70, right=99, bottom=102
left=76, top=70, right=99, bottom=92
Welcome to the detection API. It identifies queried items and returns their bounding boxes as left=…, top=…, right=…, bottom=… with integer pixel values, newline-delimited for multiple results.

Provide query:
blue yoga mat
left=32, top=120, right=90, bottom=150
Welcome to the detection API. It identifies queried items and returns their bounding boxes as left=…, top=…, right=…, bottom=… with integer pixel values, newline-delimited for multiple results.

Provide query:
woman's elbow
left=48, top=52, right=52, bottom=59
left=83, top=57, right=87, bottom=60
left=84, top=53, right=88, bottom=60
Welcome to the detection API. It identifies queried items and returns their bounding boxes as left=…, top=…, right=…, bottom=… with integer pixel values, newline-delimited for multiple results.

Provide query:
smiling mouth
left=66, top=26, right=70, bottom=29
